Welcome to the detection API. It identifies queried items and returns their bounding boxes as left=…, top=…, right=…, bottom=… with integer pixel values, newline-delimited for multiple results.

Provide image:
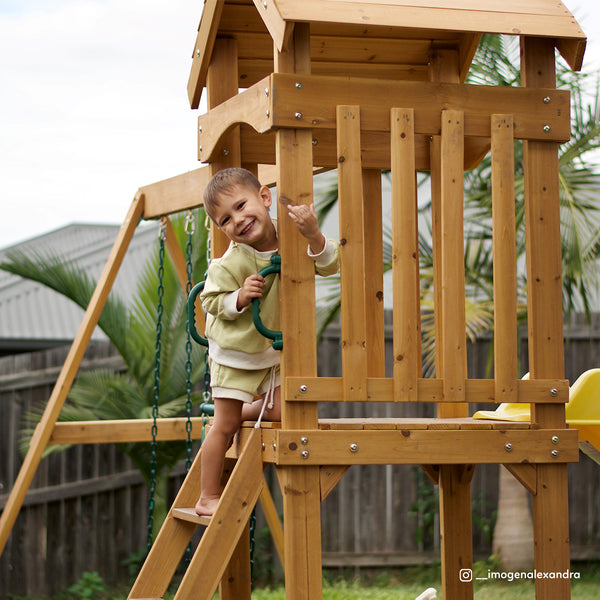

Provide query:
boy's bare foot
left=195, top=495, right=220, bottom=516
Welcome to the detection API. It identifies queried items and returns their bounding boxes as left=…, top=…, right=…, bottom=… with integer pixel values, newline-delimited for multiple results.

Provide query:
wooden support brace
left=0, top=194, right=145, bottom=556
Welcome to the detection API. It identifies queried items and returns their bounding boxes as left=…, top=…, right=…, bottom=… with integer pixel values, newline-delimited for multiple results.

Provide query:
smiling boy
left=196, top=167, right=339, bottom=516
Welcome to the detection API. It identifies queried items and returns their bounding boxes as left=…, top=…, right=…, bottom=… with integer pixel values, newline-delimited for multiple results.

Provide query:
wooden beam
left=0, top=194, right=145, bottom=556
left=269, top=429, right=579, bottom=466
left=284, top=376, right=569, bottom=404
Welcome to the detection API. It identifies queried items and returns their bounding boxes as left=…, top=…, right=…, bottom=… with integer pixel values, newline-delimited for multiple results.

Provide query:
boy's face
left=210, top=184, right=277, bottom=251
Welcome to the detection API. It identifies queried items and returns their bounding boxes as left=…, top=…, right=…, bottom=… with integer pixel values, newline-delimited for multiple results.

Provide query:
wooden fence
left=2, top=318, right=600, bottom=596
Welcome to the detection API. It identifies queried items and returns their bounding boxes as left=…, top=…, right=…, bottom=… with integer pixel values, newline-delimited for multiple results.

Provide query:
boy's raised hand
left=287, top=203, right=326, bottom=254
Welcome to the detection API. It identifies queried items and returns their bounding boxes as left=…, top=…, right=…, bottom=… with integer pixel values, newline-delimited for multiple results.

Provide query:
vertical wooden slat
left=275, top=22, right=323, bottom=600
left=391, top=108, right=420, bottom=401
left=362, top=169, right=385, bottom=377
left=206, top=38, right=242, bottom=259
left=430, top=136, right=444, bottom=380
left=337, top=104, right=368, bottom=401
left=491, top=114, right=518, bottom=403
left=521, top=36, right=570, bottom=600
left=440, top=109, right=467, bottom=406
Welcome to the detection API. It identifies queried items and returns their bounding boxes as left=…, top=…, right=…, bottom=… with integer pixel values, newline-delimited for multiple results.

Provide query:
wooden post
left=0, top=194, right=145, bottom=556
left=439, top=465, right=475, bottom=600
left=206, top=37, right=242, bottom=258
left=521, top=36, right=570, bottom=600
left=275, top=23, right=323, bottom=600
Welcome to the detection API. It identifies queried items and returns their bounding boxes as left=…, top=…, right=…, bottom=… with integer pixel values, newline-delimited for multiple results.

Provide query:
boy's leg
left=241, top=385, right=281, bottom=422
left=196, top=397, right=243, bottom=516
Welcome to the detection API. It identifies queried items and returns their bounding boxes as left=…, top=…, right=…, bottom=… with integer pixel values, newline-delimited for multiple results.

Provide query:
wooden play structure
left=0, top=1, right=594, bottom=599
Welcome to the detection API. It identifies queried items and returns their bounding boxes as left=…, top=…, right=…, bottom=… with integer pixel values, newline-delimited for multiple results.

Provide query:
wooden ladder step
left=172, top=507, right=212, bottom=526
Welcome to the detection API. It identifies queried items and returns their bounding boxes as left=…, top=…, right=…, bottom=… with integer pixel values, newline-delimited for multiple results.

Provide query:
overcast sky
left=1, top=0, right=599, bottom=250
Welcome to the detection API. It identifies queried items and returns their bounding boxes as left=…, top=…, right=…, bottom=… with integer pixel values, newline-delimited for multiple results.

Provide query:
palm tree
left=314, top=33, right=600, bottom=567
left=1, top=214, right=210, bottom=541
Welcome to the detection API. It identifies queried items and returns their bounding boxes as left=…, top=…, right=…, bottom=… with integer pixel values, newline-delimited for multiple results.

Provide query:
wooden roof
left=188, top=0, right=586, bottom=108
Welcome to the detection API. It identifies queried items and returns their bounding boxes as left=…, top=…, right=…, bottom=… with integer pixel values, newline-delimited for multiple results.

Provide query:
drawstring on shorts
left=255, top=365, right=277, bottom=428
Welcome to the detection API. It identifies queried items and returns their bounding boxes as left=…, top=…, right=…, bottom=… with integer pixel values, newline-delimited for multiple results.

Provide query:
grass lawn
left=249, top=562, right=600, bottom=600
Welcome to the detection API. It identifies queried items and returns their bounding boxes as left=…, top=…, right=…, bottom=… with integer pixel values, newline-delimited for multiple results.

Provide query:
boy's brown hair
left=203, top=167, right=261, bottom=219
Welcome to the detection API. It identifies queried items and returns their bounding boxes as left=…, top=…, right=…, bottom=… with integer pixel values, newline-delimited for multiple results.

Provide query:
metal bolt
left=550, top=388, right=558, bottom=397
left=300, top=436, right=309, bottom=445
left=552, top=435, right=560, bottom=444
left=263, top=0, right=267, bottom=8
left=262, top=443, right=265, bottom=450
left=294, top=112, right=303, bottom=120
left=272, top=443, right=277, bottom=450
left=266, top=110, right=270, bottom=118
left=299, top=384, right=308, bottom=393
left=265, top=88, right=269, bottom=97
left=551, top=449, right=559, bottom=458
left=349, top=443, right=359, bottom=453
left=505, top=442, right=513, bottom=452
left=312, top=138, right=318, bottom=146
left=196, top=49, right=200, bottom=57
left=295, top=82, right=303, bottom=89
left=543, top=125, right=551, bottom=133
left=222, top=148, right=229, bottom=156
left=199, top=146, right=202, bottom=153
left=198, top=125, right=202, bottom=133
left=301, top=450, right=309, bottom=459
left=543, top=96, right=551, bottom=104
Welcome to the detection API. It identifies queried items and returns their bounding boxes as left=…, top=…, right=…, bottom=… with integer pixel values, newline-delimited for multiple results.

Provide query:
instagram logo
left=459, top=569, right=473, bottom=582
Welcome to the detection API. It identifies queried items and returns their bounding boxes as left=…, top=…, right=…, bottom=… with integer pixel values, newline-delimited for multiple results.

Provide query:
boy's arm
left=287, top=203, right=339, bottom=276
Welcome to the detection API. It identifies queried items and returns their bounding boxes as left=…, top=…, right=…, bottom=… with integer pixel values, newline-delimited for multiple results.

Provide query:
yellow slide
left=473, top=369, right=600, bottom=464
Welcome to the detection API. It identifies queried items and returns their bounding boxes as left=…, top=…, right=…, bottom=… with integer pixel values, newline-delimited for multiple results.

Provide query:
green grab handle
left=187, top=280, right=208, bottom=347
left=252, top=254, right=283, bottom=350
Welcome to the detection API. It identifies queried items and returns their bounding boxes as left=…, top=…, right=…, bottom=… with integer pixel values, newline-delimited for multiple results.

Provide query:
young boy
left=196, top=167, right=339, bottom=516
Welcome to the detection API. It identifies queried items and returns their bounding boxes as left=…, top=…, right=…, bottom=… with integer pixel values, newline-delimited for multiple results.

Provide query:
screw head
left=272, top=443, right=277, bottom=450
left=299, top=384, right=308, bottom=393
left=543, top=96, right=551, bottom=104
left=505, top=442, right=513, bottom=452
left=295, top=82, right=303, bottom=89
left=543, top=125, right=551, bottom=133
left=198, top=125, right=202, bottom=133
left=300, top=436, right=309, bottom=445
left=262, top=443, right=265, bottom=450
left=301, top=450, right=309, bottom=459
left=199, top=146, right=202, bottom=153
left=550, top=387, right=558, bottom=397
left=265, top=87, right=269, bottom=97
left=196, top=49, right=200, bottom=57
left=551, top=449, right=559, bottom=458
left=312, top=138, right=318, bottom=146
left=349, top=443, right=359, bottom=453
left=266, top=109, right=270, bottom=118
left=294, top=112, right=303, bottom=120
left=552, top=435, right=560, bottom=444
left=222, top=148, right=229, bottom=156
left=263, top=0, right=267, bottom=8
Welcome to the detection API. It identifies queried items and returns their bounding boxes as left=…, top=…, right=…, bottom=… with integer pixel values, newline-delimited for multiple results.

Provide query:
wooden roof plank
left=188, top=0, right=226, bottom=109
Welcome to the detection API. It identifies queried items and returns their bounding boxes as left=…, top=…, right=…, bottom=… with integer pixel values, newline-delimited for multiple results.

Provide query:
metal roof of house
left=0, top=223, right=158, bottom=354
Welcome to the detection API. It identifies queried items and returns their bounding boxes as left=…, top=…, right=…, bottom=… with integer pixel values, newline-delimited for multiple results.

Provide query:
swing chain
left=184, top=211, right=195, bottom=472
left=147, top=218, right=167, bottom=552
